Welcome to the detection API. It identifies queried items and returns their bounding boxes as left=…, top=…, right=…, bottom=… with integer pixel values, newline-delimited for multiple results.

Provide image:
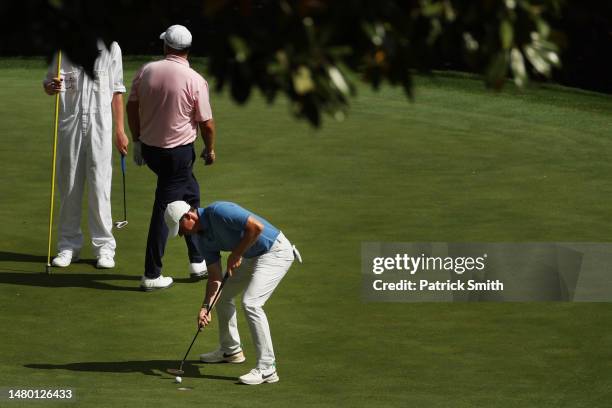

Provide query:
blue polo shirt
left=197, top=201, right=281, bottom=266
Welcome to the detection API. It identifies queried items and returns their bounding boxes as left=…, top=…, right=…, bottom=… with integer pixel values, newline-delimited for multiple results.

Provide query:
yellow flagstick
left=46, top=50, right=62, bottom=274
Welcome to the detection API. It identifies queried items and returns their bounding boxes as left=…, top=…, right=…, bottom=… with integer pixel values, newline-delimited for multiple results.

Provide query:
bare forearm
left=203, top=262, right=223, bottom=307
left=232, top=217, right=263, bottom=258
left=112, top=93, right=129, bottom=155
left=226, top=218, right=262, bottom=275
left=111, top=93, right=125, bottom=131
left=199, top=119, right=216, bottom=150
left=198, top=119, right=216, bottom=165
left=198, top=261, right=225, bottom=327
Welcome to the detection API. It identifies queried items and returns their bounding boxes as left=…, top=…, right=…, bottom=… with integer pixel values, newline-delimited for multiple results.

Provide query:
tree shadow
left=0, top=251, right=116, bottom=267
left=174, top=276, right=208, bottom=284
left=0, top=250, right=206, bottom=291
left=24, top=360, right=236, bottom=382
left=0, top=270, right=141, bottom=291
left=0, top=251, right=48, bottom=263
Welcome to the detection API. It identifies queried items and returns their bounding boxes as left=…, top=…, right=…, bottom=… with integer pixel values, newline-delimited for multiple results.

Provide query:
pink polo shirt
left=129, top=55, right=213, bottom=148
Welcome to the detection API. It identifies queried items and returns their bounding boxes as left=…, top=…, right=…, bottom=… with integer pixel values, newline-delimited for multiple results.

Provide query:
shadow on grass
left=0, top=251, right=48, bottom=263
left=0, top=270, right=141, bottom=291
left=0, top=250, right=206, bottom=290
left=174, top=276, right=208, bottom=284
left=24, top=360, right=236, bottom=382
left=0, top=251, right=116, bottom=267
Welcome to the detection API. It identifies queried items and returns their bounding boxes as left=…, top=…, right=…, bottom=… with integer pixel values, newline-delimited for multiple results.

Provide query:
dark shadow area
left=0, top=250, right=207, bottom=290
left=24, top=360, right=236, bottom=382
left=0, top=251, right=48, bottom=263
left=0, top=251, right=108, bottom=267
left=174, top=276, right=208, bottom=284
left=77, top=258, right=105, bottom=267
left=0, top=270, right=141, bottom=291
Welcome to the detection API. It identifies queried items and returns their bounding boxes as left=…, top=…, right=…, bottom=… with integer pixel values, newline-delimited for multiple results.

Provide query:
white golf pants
left=56, top=109, right=116, bottom=257
left=216, top=232, right=295, bottom=369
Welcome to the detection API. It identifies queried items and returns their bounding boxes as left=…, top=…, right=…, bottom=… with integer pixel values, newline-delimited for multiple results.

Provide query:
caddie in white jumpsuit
left=43, top=40, right=128, bottom=269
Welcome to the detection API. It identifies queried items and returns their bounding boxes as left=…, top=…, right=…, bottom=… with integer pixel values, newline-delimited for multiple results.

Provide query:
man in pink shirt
left=127, top=25, right=216, bottom=291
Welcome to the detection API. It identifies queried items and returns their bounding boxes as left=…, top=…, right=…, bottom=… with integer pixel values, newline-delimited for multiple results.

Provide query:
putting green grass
left=1, top=58, right=612, bottom=407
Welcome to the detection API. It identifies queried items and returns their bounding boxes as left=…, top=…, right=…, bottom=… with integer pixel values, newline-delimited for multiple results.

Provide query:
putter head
left=114, top=220, right=128, bottom=229
left=167, top=368, right=184, bottom=375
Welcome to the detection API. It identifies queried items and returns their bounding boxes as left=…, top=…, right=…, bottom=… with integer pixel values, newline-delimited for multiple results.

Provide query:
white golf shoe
left=96, top=254, right=115, bottom=269
left=139, top=275, right=174, bottom=292
left=51, top=250, right=79, bottom=267
left=239, top=367, right=279, bottom=385
left=199, top=348, right=246, bottom=364
left=189, top=260, right=208, bottom=279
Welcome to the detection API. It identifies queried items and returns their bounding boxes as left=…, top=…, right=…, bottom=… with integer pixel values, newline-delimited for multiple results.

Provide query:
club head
left=167, top=368, right=184, bottom=375
left=114, top=220, right=128, bottom=229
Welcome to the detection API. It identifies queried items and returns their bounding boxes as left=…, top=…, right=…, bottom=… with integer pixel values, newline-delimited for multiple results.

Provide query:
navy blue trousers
left=142, top=142, right=204, bottom=278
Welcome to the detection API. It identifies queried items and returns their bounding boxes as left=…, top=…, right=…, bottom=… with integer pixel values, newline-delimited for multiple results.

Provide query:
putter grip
left=121, top=154, right=126, bottom=173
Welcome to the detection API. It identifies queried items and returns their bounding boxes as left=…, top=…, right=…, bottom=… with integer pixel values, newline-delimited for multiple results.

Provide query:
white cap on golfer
left=165, top=201, right=191, bottom=237
left=160, top=25, right=192, bottom=50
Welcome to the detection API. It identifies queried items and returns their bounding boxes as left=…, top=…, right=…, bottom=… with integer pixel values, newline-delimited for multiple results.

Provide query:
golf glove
left=133, top=141, right=146, bottom=166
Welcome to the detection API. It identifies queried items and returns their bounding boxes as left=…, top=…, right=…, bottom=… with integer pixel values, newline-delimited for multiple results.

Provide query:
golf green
left=1, top=58, right=612, bottom=407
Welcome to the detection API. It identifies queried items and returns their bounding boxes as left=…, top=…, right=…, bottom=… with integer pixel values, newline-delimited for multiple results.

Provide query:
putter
left=167, top=272, right=231, bottom=376
left=114, top=155, right=128, bottom=229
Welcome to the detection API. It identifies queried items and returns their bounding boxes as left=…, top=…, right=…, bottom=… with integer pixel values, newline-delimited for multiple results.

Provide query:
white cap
left=160, top=25, right=192, bottom=50
left=164, top=201, right=191, bottom=237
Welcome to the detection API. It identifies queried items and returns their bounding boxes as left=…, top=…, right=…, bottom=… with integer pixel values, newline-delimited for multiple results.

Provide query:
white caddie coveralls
left=44, top=41, right=125, bottom=257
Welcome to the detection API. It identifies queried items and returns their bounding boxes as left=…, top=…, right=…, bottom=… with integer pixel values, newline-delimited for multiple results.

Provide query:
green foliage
left=202, top=0, right=563, bottom=124
left=5, top=0, right=564, bottom=126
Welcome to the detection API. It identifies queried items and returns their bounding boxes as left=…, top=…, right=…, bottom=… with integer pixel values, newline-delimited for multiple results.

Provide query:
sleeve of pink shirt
left=128, top=65, right=145, bottom=102
left=194, top=78, right=213, bottom=122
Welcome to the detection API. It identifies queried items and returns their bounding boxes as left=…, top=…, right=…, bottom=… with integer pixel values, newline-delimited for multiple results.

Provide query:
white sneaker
left=239, top=367, right=279, bottom=385
left=139, top=275, right=174, bottom=291
left=51, top=250, right=79, bottom=267
left=96, top=254, right=115, bottom=269
left=189, top=260, right=208, bottom=279
left=199, top=348, right=246, bottom=364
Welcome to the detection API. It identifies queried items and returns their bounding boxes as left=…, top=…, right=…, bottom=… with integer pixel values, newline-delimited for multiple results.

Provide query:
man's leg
left=56, top=116, right=86, bottom=256
left=143, top=183, right=169, bottom=278
left=214, top=260, right=252, bottom=353
left=241, top=233, right=295, bottom=369
left=142, top=143, right=198, bottom=279
left=87, top=111, right=116, bottom=260
left=182, top=147, right=204, bottom=264
left=142, top=145, right=169, bottom=278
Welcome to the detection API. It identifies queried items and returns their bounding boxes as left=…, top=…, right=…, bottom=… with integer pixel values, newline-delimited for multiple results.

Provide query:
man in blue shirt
left=164, top=200, right=301, bottom=385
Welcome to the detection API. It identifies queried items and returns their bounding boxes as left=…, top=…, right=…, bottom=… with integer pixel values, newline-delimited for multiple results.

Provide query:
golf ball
left=175, top=376, right=182, bottom=384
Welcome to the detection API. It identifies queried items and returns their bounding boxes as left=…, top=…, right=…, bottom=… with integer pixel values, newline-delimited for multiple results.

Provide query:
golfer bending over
left=164, top=201, right=301, bottom=385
